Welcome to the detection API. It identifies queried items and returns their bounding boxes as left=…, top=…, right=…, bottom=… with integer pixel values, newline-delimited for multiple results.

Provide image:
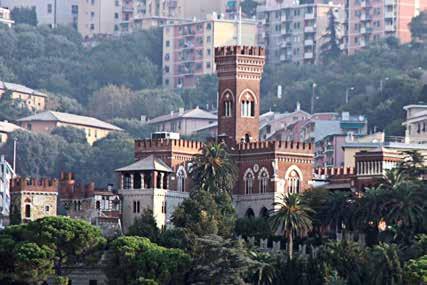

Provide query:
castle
left=116, top=46, right=314, bottom=232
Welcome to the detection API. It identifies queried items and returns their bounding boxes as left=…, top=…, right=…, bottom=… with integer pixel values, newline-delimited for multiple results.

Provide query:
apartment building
left=17, top=111, right=122, bottom=145
left=0, top=7, right=13, bottom=27
left=402, top=104, right=427, bottom=144
left=257, top=2, right=344, bottom=64
left=0, top=0, right=79, bottom=28
left=162, top=14, right=257, bottom=89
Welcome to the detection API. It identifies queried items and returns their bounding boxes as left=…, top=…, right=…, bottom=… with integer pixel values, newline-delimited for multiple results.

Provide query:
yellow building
left=17, top=111, right=122, bottom=145
left=0, top=81, right=47, bottom=112
left=162, top=14, right=258, bottom=88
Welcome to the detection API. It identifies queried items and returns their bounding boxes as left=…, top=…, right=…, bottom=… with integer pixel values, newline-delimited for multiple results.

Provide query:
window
left=207, top=49, right=211, bottom=56
left=89, top=280, right=97, bottom=285
left=96, top=201, right=100, bottom=210
left=72, top=5, right=78, bottom=14
left=91, top=11, right=95, bottom=18
left=223, top=100, right=233, bottom=117
left=161, top=201, right=167, bottom=214
left=241, top=100, right=255, bottom=117
left=164, top=53, right=170, bottom=61
left=206, top=23, right=212, bottom=30
left=258, top=168, right=269, bottom=193
left=165, top=40, right=170, bottom=47
left=45, top=205, right=50, bottom=213
left=25, top=204, right=31, bottom=218
left=91, top=0, right=95, bottom=5
left=124, top=174, right=131, bottom=189
left=206, top=62, right=211, bottom=69
left=177, top=166, right=186, bottom=192
left=47, top=4, right=52, bottom=14
left=90, top=24, right=95, bottom=30
left=165, top=66, right=170, bottom=73
left=287, top=170, right=301, bottom=194
left=206, top=36, right=211, bottom=43
left=115, top=12, right=119, bottom=19
left=133, top=201, right=140, bottom=213
left=244, top=169, right=254, bottom=194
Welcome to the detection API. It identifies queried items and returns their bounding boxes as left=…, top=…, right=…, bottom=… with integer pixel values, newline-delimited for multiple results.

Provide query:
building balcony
left=360, top=14, right=372, bottom=21
left=305, top=13, right=315, bottom=20
left=384, top=11, right=395, bottom=19
left=304, top=26, right=315, bottom=33
left=304, top=52, right=314, bottom=59
left=360, top=27, right=372, bottom=34
left=281, top=15, right=288, bottom=22
left=304, top=39, right=314, bottom=46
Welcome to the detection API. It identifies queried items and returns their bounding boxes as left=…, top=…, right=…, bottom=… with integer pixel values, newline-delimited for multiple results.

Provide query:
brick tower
left=215, top=46, right=265, bottom=145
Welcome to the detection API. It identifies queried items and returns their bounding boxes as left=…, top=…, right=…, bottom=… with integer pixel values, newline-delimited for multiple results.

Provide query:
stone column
left=140, top=174, right=145, bottom=189
left=159, top=173, right=164, bottom=189
left=153, top=171, right=158, bottom=189
left=120, top=174, right=124, bottom=189
left=130, top=174, right=134, bottom=189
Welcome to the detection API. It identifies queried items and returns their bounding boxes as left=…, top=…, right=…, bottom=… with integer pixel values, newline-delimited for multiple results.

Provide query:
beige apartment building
left=0, top=7, right=13, bottom=27
left=17, top=111, right=122, bottom=145
left=0, top=121, right=23, bottom=145
left=162, top=14, right=257, bottom=89
left=0, top=81, right=47, bottom=112
left=257, top=2, right=344, bottom=64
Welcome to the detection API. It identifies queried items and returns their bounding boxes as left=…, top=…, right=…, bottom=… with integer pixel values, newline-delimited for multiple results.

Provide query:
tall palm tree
left=189, top=142, right=237, bottom=193
left=269, top=194, right=314, bottom=260
left=369, top=243, right=403, bottom=285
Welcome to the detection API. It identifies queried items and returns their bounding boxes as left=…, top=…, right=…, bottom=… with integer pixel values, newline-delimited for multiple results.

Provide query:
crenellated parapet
left=58, top=172, right=95, bottom=199
left=235, top=141, right=313, bottom=155
left=215, top=46, right=265, bottom=57
left=314, top=167, right=355, bottom=177
left=135, top=139, right=204, bottom=156
left=10, top=177, right=58, bottom=193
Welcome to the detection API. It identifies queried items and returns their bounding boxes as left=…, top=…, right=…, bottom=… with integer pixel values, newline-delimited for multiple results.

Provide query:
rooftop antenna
left=238, top=6, right=242, bottom=45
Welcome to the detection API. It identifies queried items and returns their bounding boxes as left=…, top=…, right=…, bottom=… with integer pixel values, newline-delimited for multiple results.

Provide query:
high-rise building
left=0, top=155, right=14, bottom=228
left=0, top=0, right=79, bottom=28
left=162, top=14, right=257, bottom=89
left=257, top=2, right=345, bottom=64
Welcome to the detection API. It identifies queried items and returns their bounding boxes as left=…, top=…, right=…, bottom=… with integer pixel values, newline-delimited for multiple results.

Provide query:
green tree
left=319, top=191, right=354, bottom=235
left=107, top=236, right=191, bottom=284
left=269, top=194, right=313, bottom=260
left=111, top=118, right=154, bottom=139
left=369, top=243, right=403, bottom=285
left=128, top=209, right=160, bottom=242
left=187, top=235, right=257, bottom=284
left=11, top=7, right=38, bottom=26
left=235, top=217, right=273, bottom=239
left=180, top=75, right=218, bottom=110
left=410, top=11, right=427, bottom=44
left=404, top=255, right=427, bottom=284
left=320, top=8, right=342, bottom=62
left=241, top=0, right=259, bottom=17
left=52, top=126, right=88, bottom=144
left=0, top=90, right=32, bottom=121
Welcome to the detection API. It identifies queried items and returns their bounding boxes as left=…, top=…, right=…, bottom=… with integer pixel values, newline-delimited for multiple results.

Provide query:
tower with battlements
left=215, top=46, right=265, bottom=145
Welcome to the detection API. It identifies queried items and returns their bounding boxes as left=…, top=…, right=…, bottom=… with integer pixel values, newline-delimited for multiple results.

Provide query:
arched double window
left=258, top=168, right=269, bottom=194
left=245, top=208, right=255, bottom=218
left=222, top=91, right=233, bottom=117
left=240, top=92, right=255, bottom=117
left=287, top=170, right=301, bottom=194
left=177, top=166, right=187, bottom=192
left=244, top=169, right=255, bottom=194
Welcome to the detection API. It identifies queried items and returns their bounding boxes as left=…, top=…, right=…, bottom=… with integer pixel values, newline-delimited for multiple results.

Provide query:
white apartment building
left=0, top=6, right=13, bottom=27
left=257, top=2, right=344, bottom=64
left=1, top=0, right=79, bottom=28
left=403, top=104, right=427, bottom=144
left=0, top=155, right=14, bottom=229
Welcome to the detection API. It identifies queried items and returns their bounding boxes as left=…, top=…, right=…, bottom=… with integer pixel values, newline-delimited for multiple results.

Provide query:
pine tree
left=320, top=8, right=342, bottom=62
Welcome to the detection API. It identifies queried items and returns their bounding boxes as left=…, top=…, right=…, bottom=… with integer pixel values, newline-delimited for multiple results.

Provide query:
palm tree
left=382, top=182, right=426, bottom=241
left=369, top=243, right=403, bottom=285
left=269, top=194, right=314, bottom=260
left=189, top=142, right=237, bottom=193
left=319, top=191, right=354, bottom=235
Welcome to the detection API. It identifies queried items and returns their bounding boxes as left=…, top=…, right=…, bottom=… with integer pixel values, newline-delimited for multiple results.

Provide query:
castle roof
left=115, top=155, right=173, bottom=172
left=18, top=111, right=122, bottom=131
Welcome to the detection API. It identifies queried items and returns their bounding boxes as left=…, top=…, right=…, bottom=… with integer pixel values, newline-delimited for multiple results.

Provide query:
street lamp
left=311, top=82, right=317, bottom=114
left=345, top=87, right=354, bottom=104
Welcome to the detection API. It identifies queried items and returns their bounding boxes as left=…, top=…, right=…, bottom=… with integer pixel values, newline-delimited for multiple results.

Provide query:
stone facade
left=10, top=177, right=58, bottom=223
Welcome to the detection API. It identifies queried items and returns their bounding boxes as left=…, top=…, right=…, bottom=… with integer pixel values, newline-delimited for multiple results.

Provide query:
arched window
left=223, top=100, right=233, bottom=117
left=259, top=207, right=269, bottom=218
left=240, top=92, right=255, bottom=117
left=244, top=133, right=251, bottom=143
left=25, top=204, right=31, bottom=218
left=258, top=168, right=269, bottom=193
left=245, top=208, right=255, bottom=218
left=177, top=166, right=186, bottom=192
left=244, top=169, right=254, bottom=194
left=287, top=170, right=301, bottom=194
